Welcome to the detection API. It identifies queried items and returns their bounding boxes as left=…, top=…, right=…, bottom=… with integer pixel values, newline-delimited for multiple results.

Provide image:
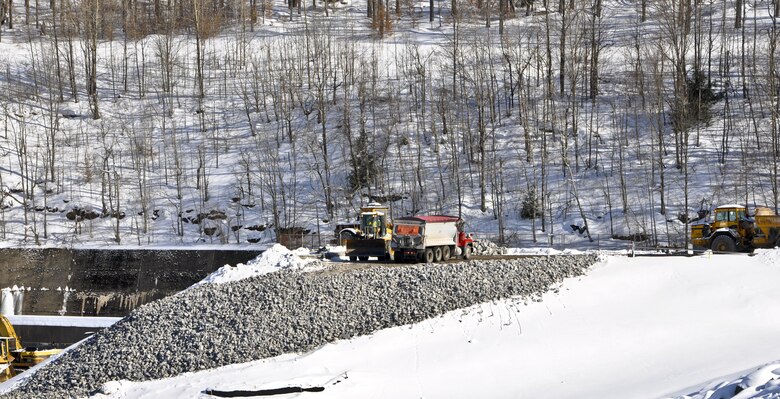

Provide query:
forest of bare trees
left=0, top=0, right=777, bottom=247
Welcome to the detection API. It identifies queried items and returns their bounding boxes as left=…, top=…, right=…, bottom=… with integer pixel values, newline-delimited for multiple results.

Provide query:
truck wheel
left=434, top=247, right=443, bottom=262
left=358, top=256, right=369, bottom=262
left=424, top=248, right=435, bottom=263
left=463, top=245, right=473, bottom=260
left=711, top=235, right=737, bottom=252
left=349, top=256, right=357, bottom=262
left=442, top=246, right=451, bottom=261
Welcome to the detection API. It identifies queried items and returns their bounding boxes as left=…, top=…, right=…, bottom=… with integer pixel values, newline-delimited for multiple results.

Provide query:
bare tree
left=82, top=0, right=100, bottom=118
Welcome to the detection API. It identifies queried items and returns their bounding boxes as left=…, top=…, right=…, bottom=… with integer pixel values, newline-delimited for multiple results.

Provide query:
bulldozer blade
left=345, top=239, right=388, bottom=257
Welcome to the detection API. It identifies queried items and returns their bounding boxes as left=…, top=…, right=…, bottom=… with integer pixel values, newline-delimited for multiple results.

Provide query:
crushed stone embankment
left=2, top=255, right=597, bottom=399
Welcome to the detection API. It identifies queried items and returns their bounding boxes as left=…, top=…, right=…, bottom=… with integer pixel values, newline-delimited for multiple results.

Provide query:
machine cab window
left=361, top=213, right=386, bottom=238
left=715, top=210, right=737, bottom=222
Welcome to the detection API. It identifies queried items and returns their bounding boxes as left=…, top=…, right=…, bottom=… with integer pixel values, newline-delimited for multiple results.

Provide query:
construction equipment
left=0, top=315, right=62, bottom=382
left=691, top=204, right=780, bottom=252
left=342, top=203, right=394, bottom=261
left=392, top=215, right=475, bottom=262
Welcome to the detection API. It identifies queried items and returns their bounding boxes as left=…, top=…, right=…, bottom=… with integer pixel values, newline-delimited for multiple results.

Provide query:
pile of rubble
left=473, top=239, right=507, bottom=256
left=2, top=255, right=598, bottom=399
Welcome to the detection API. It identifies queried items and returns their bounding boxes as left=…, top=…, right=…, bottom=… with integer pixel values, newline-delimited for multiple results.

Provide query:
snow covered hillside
left=0, top=0, right=777, bottom=248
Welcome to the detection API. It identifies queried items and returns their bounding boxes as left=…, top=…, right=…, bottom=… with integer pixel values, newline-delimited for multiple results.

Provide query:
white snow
left=73, top=253, right=780, bottom=399
left=715, top=204, right=748, bottom=210
left=504, top=247, right=585, bottom=256
left=191, top=244, right=322, bottom=287
left=6, top=315, right=121, bottom=328
left=754, top=248, right=780, bottom=266
left=0, top=288, right=14, bottom=316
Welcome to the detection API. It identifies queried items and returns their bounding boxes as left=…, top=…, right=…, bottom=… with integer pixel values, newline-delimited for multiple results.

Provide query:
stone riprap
left=2, top=256, right=597, bottom=399
left=473, top=240, right=507, bottom=255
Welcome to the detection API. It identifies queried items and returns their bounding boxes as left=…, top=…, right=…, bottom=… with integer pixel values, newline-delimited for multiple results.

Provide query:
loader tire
left=711, top=235, right=737, bottom=252
left=424, top=248, right=435, bottom=263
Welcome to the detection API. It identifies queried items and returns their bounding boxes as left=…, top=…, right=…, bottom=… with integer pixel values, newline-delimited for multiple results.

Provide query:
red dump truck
left=391, top=215, right=475, bottom=262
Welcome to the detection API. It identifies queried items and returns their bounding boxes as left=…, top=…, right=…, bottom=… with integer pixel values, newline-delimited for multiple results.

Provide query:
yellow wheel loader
left=0, top=315, right=62, bottom=382
left=691, top=204, right=780, bottom=252
left=341, top=203, right=394, bottom=261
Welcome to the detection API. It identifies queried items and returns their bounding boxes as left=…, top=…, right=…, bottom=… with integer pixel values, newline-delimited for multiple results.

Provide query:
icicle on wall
left=13, top=289, right=24, bottom=315
left=1, top=286, right=27, bottom=316
left=1, top=288, right=15, bottom=316
left=58, top=287, right=71, bottom=316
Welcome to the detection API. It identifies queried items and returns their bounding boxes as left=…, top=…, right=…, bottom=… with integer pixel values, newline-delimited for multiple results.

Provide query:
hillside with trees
left=0, top=0, right=777, bottom=248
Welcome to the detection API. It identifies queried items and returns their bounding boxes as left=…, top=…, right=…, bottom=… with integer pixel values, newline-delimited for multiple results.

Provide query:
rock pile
left=2, top=256, right=597, bottom=399
left=473, top=239, right=507, bottom=256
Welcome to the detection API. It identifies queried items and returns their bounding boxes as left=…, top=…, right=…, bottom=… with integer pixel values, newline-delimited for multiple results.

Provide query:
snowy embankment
left=0, top=245, right=595, bottom=398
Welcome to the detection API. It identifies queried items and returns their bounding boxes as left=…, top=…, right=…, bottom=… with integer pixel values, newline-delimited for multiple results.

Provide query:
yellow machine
left=0, top=315, right=62, bottom=382
left=342, top=203, right=394, bottom=261
left=691, top=204, right=780, bottom=252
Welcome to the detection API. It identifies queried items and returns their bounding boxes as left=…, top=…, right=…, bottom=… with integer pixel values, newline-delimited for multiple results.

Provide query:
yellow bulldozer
left=1, top=315, right=62, bottom=382
left=691, top=204, right=780, bottom=252
left=340, top=203, right=394, bottom=261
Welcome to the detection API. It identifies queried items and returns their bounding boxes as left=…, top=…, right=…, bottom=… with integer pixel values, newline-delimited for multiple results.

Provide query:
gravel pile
left=2, top=256, right=597, bottom=399
left=473, top=240, right=507, bottom=255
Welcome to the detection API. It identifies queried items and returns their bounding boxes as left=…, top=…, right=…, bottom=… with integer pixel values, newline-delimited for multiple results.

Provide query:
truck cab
left=712, top=206, right=745, bottom=231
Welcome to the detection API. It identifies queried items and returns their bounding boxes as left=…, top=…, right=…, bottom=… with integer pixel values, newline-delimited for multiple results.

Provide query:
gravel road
left=1, top=255, right=598, bottom=398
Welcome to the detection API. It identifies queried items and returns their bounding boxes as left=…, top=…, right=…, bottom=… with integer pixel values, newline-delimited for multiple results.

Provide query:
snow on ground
left=754, top=248, right=780, bottom=266
left=6, top=315, right=121, bottom=328
left=504, top=247, right=585, bottom=256
left=77, top=251, right=780, bottom=399
left=191, top=244, right=322, bottom=287
left=666, top=362, right=780, bottom=399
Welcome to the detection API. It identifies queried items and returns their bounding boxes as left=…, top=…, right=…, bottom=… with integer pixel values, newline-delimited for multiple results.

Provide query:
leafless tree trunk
left=735, top=0, right=742, bottom=29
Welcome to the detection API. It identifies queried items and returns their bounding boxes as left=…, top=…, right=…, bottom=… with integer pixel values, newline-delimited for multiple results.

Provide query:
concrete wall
left=0, top=248, right=263, bottom=317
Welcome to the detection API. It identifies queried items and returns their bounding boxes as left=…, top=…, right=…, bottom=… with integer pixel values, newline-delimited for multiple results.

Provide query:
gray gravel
left=473, top=240, right=507, bottom=255
left=2, top=256, right=596, bottom=399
